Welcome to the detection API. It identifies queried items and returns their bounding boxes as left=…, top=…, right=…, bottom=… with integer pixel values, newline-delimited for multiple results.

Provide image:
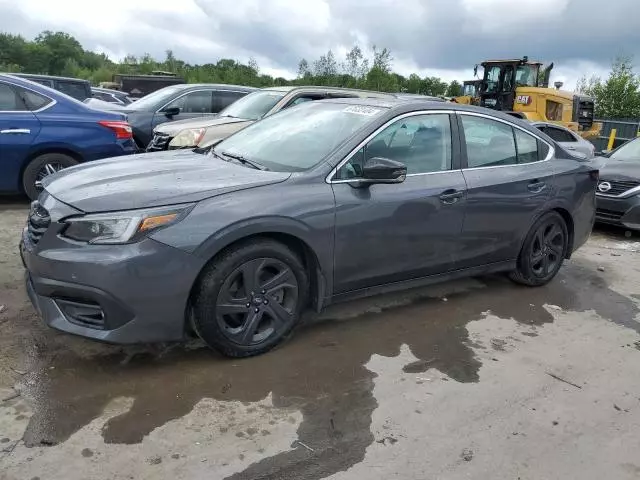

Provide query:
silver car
left=531, top=121, right=595, bottom=158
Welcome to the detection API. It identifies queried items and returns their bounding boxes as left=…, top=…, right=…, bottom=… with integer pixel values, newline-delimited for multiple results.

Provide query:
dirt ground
left=1, top=197, right=640, bottom=480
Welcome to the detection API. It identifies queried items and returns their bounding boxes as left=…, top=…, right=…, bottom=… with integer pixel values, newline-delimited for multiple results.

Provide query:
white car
left=531, top=121, right=596, bottom=158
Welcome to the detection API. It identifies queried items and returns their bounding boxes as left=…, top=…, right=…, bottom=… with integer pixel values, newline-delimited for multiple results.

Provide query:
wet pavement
left=1, top=199, right=640, bottom=479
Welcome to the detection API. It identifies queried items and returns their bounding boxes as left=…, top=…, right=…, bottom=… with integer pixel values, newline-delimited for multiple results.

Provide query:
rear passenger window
left=335, top=113, right=452, bottom=179
left=514, top=128, right=539, bottom=164
left=0, top=83, right=25, bottom=111
left=461, top=115, right=516, bottom=168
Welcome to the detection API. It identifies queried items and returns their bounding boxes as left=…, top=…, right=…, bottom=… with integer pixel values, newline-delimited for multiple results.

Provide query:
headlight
left=168, top=128, right=206, bottom=149
left=61, top=204, right=193, bottom=244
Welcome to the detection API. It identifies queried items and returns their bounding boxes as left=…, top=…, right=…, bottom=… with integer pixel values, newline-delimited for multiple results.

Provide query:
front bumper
left=595, top=194, right=640, bottom=231
left=20, top=219, right=203, bottom=344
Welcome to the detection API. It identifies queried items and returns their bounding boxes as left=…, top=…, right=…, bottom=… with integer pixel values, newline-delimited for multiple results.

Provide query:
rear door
left=0, top=82, right=43, bottom=192
left=455, top=112, right=553, bottom=268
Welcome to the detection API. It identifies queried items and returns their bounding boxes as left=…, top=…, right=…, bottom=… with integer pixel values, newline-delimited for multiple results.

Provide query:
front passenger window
left=335, top=113, right=452, bottom=180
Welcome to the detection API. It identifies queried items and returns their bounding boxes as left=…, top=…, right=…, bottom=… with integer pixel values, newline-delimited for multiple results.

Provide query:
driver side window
left=335, top=113, right=452, bottom=180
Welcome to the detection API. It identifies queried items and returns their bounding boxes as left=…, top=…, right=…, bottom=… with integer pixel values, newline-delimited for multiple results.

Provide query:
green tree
left=446, top=80, right=463, bottom=97
left=35, top=31, right=83, bottom=75
left=577, top=56, right=640, bottom=118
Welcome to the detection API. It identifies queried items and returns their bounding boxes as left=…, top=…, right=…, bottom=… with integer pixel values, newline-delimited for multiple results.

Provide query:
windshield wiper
left=218, top=150, right=268, bottom=170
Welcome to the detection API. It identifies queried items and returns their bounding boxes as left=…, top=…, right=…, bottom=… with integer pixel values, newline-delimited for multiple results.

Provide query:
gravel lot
left=1, top=198, right=639, bottom=480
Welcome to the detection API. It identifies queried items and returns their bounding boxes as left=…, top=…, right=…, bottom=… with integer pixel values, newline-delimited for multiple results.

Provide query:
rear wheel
left=22, top=153, right=78, bottom=200
left=192, top=240, right=309, bottom=357
left=509, top=212, right=569, bottom=286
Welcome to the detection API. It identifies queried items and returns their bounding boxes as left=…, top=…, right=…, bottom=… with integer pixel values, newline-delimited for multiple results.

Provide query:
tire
left=509, top=211, right=569, bottom=287
left=192, top=239, right=309, bottom=357
left=22, top=153, right=79, bottom=200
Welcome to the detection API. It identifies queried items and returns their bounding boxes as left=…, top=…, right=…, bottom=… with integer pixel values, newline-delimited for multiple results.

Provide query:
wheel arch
left=185, top=229, right=328, bottom=336
left=19, top=147, right=83, bottom=193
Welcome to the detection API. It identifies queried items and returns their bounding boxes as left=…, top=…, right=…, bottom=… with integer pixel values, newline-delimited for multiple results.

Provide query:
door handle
left=527, top=180, right=547, bottom=193
left=565, top=146, right=577, bottom=150
left=0, top=128, right=31, bottom=134
left=439, top=190, right=464, bottom=204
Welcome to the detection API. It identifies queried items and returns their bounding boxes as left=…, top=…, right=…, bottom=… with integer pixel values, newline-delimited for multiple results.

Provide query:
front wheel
left=22, top=153, right=79, bottom=200
left=509, top=212, right=569, bottom=287
left=192, top=240, right=309, bottom=357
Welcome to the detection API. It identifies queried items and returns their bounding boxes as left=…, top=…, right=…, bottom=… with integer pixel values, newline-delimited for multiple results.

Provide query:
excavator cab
left=479, top=57, right=552, bottom=112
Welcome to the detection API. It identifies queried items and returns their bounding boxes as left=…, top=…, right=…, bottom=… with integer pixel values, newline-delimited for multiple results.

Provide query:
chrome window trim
left=156, top=88, right=252, bottom=113
left=325, top=110, right=454, bottom=184
left=457, top=111, right=554, bottom=170
left=596, top=184, right=640, bottom=198
left=0, top=79, right=57, bottom=113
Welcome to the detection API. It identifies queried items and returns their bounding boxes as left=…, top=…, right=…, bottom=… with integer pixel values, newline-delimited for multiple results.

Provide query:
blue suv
left=0, top=74, right=136, bottom=199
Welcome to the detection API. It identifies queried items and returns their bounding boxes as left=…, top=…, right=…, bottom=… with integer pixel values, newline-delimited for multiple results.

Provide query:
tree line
left=0, top=30, right=462, bottom=97
left=3, top=30, right=640, bottom=119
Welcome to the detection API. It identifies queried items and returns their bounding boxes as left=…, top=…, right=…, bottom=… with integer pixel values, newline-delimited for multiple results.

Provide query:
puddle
left=14, top=258, right=639, bottom=479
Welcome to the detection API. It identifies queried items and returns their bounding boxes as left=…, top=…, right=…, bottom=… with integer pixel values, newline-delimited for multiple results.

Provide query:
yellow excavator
left=455, top=80, right=482, bottom=105
left=453, top=57, right=601, bottom=139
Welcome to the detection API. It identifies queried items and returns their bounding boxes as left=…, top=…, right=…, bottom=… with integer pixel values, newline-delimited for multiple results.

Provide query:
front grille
left=146, top=133, right=171, bottom=152
left=596, top=208, right=623, bottom=221
left=598, top=179, right=640, bottom=196
left=27, top=201, right=50, bottom=245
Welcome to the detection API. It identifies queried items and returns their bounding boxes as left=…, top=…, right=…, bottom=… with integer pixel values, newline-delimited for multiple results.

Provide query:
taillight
left=98, top=120, right=133, bottom=140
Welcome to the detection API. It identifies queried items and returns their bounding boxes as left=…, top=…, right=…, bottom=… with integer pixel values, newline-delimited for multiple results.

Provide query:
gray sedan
left=531, top=121, right=596, bottom=158
left=21, top=99, right=597, bottom=357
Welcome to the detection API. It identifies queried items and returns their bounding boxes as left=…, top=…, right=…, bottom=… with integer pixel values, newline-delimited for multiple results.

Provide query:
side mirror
left=161, top=106, right=180, bottom=117
left=351, top=157, right=407, bottom=187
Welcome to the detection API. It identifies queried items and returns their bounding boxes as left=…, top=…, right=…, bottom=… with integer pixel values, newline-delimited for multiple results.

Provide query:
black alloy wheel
left=529, top=220, right=565, bottom=278
left=510, top=212, right=569, bottom=286
left=192, top=240, right=309, bottom=357
left=216, top=258, right=299, bottom=345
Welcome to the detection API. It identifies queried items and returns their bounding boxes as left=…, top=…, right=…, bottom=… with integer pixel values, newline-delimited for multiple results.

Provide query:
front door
left=0, top=82, right=41, bottom=192
left=152, top=89, right=215, bottom=130
left=455, top=112, right=553, bottom=268
left=330, top=112, right=467, bottom=294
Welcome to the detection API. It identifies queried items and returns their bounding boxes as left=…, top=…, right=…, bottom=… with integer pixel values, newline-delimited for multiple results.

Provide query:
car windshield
left=212, top=102, right=387, bottom=172
left=218, top=90, right=286, bottom=121
left=125, top=85, right=185, bottom=111
left=609, top=138, right=640, bottom=162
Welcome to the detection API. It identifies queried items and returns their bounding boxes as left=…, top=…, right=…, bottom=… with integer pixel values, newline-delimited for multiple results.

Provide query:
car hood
left=599, top=159, right=640, bottom=181
left=43, top=150, right=291, bottom=213
left=155, top=115, right=251, bottom=136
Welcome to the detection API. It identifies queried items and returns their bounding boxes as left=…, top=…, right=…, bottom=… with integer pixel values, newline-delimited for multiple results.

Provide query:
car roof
left=262, top=85, right=393, bottom=97
left=92, top=86, right=126, bottom=94
left=173, top=83, right=257, bottom=92
left=9, top=73, right=90, bottom=83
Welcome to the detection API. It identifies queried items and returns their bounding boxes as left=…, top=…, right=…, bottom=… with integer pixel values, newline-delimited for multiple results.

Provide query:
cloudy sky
left=1, top=0, right=639, bottom=89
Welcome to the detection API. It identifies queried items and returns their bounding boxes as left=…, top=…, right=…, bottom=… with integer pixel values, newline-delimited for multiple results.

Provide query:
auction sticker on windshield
left=342, top=105, right=382, bottom=116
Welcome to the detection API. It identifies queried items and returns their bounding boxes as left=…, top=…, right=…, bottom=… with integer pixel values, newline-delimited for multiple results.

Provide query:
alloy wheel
left=34, top=163, right=65, bottom=190
left=529, top=220, right=565, bottom=278
left=215, top=257, right=299, bottom=346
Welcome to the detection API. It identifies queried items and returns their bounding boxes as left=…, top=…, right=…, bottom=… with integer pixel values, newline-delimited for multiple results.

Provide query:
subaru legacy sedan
left=21, top=99, right=597, bottom=357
